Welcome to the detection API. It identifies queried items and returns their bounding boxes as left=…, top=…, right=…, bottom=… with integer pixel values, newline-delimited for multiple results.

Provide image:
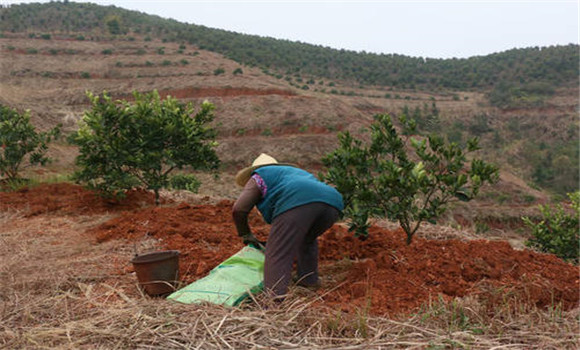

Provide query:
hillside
left=1, top=2, right=578, bottom=90
left=0, top=2, right=578, bottom=205
left=0, top=4, right=578, bottom=349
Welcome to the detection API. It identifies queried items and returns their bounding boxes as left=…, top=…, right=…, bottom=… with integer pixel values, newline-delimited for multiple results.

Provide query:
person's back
left=254, top=165, right=343, bottom=224
left=232, top=153, right=343, bottom=299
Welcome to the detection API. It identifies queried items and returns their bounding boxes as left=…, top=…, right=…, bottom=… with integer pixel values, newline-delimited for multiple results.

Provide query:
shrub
left=233, top=68, right=243, bottom=75
left=213, top=67, right=225, bottom=76
left=468, top=114, right=493, bottom=136
left=101, top=49, right=113, bottom=55
left=487, top=82, right=552, bottom=109
left=69, top=91, right=220, bottom=204
left=523, top=192, right=579, bottom=264
left=0, top=104, right=61, bottom=181
left=322, top=113, right=499, bottom=244
left=168, top=173, right=201, bottom=193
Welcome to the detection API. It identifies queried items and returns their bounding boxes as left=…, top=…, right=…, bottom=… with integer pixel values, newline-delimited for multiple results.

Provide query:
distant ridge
left=1, top=2, right=578, bottom=90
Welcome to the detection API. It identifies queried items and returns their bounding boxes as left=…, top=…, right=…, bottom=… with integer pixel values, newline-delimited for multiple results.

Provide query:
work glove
left=241, top=233, right=266, bottom=251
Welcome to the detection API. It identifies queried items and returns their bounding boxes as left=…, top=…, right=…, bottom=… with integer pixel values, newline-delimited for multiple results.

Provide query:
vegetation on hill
left=1, top=2, right=578, bottom=91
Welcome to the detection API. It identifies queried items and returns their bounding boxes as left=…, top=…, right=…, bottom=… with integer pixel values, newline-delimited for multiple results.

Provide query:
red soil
left=1, top=183, right=578, bottom=316
left=0, top=183, right=159, bottom=216
left=114, top=87, right=297, bottom=101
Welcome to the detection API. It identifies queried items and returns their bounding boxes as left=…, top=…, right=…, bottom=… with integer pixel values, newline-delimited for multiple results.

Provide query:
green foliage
left=523, top=138, right=579, bottom=195
left=487, top=81, right=555, bottom=109
left=468, top=114, right=493, bottom=136
left=213, top=67, right=225, bottom=76
left=68, top=91, right=220, bottom=204
left=402, top=103, right=440, bottom=134
left=446, top=122, right=464, bottom=146
left=2, top=2, right=577, bottom=90
left=322, top=114, right=499, bottom=244
left=105, top=14, right=123, bottom=35
left=233, top=68, right=243, bottom=75
left=168, top=173, right=201, bottom=193
left=0, top=104, right=61, bottom=181
left=523, top=192, right=579, bottom=264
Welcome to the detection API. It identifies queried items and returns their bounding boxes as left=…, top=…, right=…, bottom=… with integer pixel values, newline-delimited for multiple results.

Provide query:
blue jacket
left=253, top=165, right=344, bottom=224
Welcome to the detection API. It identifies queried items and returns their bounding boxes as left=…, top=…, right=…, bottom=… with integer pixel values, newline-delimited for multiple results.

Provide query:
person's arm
left=232, top=177, right=262, bottom=238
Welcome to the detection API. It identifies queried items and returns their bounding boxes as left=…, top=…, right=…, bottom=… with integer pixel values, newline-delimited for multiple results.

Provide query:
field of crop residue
left=1, top=183, right=578, bottom=349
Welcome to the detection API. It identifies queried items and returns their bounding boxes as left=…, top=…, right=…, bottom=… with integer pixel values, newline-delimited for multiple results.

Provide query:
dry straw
left=1, top=210, right=578, bottom=349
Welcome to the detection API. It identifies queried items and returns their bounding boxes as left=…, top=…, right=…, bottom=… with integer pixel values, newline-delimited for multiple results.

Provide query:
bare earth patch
left=1, top=183, right=578, bottom=348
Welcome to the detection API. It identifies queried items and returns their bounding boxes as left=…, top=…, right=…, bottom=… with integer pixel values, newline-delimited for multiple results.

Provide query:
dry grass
left=1, top=211, right=578, bottom=349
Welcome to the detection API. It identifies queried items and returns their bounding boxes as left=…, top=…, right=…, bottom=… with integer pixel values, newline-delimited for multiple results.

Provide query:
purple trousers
left=264, top=202, right=340, bottom=298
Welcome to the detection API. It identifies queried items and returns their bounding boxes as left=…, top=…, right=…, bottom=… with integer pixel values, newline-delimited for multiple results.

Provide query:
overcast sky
left=1, top=0, right=578, bottom=58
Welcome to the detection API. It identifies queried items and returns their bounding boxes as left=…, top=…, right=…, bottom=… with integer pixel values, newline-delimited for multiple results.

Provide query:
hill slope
left=0, top=2, right=578, bottom=204
left=1, top=2, right=578, bottom=90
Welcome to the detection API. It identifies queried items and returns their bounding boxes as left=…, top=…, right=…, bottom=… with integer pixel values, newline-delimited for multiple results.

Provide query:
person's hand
left=241, top=234, right=266, bottom=250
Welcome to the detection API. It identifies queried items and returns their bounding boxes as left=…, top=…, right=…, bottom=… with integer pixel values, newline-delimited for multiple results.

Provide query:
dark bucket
left=131, top=250, right=180, bottom=296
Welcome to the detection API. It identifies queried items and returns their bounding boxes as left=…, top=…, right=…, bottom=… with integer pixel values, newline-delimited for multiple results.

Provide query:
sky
left=1, top=0, right=578, bottom=58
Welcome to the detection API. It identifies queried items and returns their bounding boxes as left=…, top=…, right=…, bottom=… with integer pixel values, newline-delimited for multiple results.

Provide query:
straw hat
left=235, top=153, right=296, bottom=187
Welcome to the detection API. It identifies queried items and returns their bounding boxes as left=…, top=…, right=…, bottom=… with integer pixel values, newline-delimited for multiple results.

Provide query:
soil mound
left=0, top=183, right=159, bottom=216
left=319, top=227, right=579, bottom=315
left=4, top=184, right=576, bottom=316
left=90, top=202, right=579, bottom=316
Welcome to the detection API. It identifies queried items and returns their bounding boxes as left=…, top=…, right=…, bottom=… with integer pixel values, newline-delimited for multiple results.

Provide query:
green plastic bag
left=167, top=246, right=264, bottom=306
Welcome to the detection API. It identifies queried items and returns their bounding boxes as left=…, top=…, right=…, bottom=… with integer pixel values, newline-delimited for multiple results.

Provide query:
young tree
left=321, top=113, right=499, bottom=244
left=0, top=104, right=61, bottom=182
left=523, top=191, right=579, bottom=264
left=69, top=91, right=220, bottom=204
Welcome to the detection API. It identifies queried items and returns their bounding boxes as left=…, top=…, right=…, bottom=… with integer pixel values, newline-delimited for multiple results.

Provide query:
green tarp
left=167, top=246, right=264, bottom=307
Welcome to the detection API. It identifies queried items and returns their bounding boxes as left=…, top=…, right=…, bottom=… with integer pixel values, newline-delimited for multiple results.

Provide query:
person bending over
left=232, top=153, right=343, bottom=299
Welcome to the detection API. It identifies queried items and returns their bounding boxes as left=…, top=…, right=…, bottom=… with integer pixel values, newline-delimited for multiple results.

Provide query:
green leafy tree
left=105, top=15, right=122, bottom=35
left=69, top=91, right=220, bottom=204
left=0, top=104, right=61, bottom=182
left=321, top=113, right=499, bottom=244
left=523, top=192, right=579, bottom=264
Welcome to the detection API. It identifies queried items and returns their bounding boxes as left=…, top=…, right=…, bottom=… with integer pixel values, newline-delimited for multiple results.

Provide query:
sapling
left=69, top=90, right=219, bottom=204
left=0, top=104, right=61, bottom=183
left=322, top=113, right=499, bottom=244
